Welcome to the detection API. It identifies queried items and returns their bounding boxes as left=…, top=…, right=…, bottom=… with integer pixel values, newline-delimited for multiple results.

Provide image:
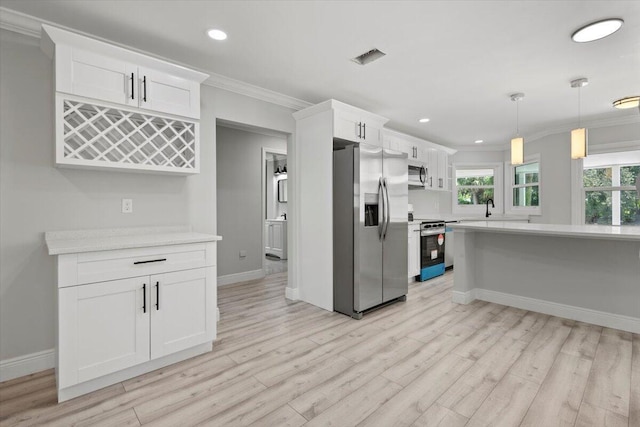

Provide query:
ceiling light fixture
left=419, top=118, right=430, bottom=123
left=510, top=93, right=525, bottom=165
left=207, top=29, right=227, bottom=41
left=570, top=78, right=589, bottom=160
left=474, top=140, right=483, bottom=144
left=571, top=18, right=623, bottom=42
left=612, top=96, right=640, bottom=109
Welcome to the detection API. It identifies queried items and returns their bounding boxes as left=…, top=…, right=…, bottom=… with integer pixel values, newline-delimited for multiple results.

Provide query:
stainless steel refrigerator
left=333, top=143, right=408, bottom=319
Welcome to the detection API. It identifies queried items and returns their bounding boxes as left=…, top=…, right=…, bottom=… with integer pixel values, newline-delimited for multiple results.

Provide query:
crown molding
left=0, top=7, right=42, bottom=38
left=453, top=113, right=640, bottom=152
left=0, top=7, right=312, bottom=112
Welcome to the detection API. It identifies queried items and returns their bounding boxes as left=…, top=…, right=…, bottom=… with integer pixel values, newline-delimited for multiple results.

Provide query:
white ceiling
left=2, top=0, right=639, bottom=148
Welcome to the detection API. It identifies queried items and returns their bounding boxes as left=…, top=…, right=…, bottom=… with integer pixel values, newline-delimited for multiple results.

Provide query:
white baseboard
left=451, top=290, right=476, bottom=304
left=0, top=349, right=55, bottom=382
left=217, top=269, right=265, bottom=286
left=285, top=286, right=299, bottom=301
left=216, top=307, right=220, bottom=322
left=474, top=288, right=640, bottom=334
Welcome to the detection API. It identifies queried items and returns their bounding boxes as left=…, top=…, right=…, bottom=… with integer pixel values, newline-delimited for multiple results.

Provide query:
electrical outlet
left=122, top=198, right=133, bottom=214
left=239, top=250, right=247, bottom=258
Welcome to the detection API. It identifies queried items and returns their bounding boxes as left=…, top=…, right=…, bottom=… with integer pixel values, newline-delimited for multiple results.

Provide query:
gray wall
left=216, top=126, right=286, bottom=277
left=0, top=29, right=295, bottom=361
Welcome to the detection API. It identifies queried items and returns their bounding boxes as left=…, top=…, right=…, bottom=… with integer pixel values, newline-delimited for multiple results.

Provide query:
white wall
left=216, top=126, right=286, bottom=277
left=0, top=29, right=296, bottom=362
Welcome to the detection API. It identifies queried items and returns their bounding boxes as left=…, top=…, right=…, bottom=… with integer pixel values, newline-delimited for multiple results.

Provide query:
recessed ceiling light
left=207, top=29, right=227, bottom=41
left=612, top=96, right=639, bottom=109
left=571, top=18, right=623, bottom=43
left=419, top=118, right=430, bottom=123
left=474, top=140, right=484, bottom=144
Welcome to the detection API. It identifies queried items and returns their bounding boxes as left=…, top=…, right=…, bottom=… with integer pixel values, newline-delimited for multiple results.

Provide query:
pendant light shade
left=510, top=93, right=525, bottom=165
left=570, top=78, right=589, bottom=160
left=511, top=137, right=524, bottom=165
left=571, top=128, right=588, bottom=159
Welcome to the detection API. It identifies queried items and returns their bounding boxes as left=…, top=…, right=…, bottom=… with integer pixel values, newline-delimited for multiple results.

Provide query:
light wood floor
left=1, top=271, right=638, bottom=426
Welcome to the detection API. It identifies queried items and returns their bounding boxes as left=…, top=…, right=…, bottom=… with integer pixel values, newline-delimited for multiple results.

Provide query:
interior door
left=354, top=144, right=384, bottom=312
left=383, top=148, right=409, bottom=302
left=150, top=267, right=215, bottom=359
left=58, top=277, right=150, bottom=387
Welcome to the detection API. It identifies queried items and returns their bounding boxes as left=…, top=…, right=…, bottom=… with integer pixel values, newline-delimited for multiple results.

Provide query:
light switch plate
left=122, top=198, right=133, bottom=214
left=239, top=250, right=247, bottom=258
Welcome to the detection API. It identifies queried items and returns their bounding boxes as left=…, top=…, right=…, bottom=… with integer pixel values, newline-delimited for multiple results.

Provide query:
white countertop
left=450, top=221, right=640, bottom=241
left=45, top=226, right=222, bottom=255
left=413, top=214, right=530, bottom=222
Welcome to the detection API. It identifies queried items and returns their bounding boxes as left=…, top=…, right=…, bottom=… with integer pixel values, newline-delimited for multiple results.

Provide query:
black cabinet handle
left=133, top=258, right=166, bottom=265
left=130, top=73, right=135, bottom=100
left=155, top=282, right=160, bottom=310
left=142, top=284, right=146, bottom=313
left=357, top=122, right=362, bottom=138
left=143, top=76, right=147, bottom=102
left=363, top=123, right=366, bottom=139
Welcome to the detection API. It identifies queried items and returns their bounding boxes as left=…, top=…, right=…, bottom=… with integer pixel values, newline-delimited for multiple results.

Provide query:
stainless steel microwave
left=408, top=162, right=427, bottom=188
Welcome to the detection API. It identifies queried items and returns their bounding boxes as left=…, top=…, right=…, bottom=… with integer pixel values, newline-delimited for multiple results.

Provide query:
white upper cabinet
left=41, top=25, right=208, bottom=175
left=383, top=128, right=456, bottom=192
left=333, top=103, right=387, bottom=147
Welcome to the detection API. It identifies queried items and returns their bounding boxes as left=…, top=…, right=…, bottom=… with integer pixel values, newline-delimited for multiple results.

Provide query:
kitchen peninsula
left=451, top=221, right=640, bottom=333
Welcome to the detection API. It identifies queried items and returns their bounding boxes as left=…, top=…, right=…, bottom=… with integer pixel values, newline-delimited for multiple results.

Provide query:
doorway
left=262, top=148, right=288, bottom=276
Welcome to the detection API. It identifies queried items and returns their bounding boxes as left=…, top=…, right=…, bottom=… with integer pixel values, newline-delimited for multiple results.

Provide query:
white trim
left=0, top=7, right=312, bottom=112
left=0, top=349, right=55, bottom=382
left=216, top=307, right=220, bottom=322
left=217, top=269, right=265, bottom=286
left=0, top=7, right=41, bottom=38
left=472, top=289, right=640, bottom=334
left=451, top=290, right=476, bottom=304
left=504, top=154, right=542, bottom=216
left=285, top=286, right=299, bottom=301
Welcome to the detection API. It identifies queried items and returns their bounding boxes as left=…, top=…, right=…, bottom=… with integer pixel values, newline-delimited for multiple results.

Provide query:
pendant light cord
left=516, top=100, right=520, bottom=136
left=578, top=86, right=582, bottom=128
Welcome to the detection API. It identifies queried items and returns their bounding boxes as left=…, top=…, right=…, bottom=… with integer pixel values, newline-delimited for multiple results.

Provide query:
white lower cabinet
left=54, top=241, right=217, bottom=401
left=265, top=220, right=288, bottom=260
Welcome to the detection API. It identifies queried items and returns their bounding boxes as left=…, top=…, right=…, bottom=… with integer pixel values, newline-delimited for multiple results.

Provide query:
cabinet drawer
left=64, top=243, right=216, bottom=286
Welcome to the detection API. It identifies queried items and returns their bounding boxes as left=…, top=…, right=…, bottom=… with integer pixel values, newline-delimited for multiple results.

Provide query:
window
left=583, top=157, right=640, bottom=226
left=506, top=157, right=540, bottom=215
left=452, top=164, right=503, bottom=213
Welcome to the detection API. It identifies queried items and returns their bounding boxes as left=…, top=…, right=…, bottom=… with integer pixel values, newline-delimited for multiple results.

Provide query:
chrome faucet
left=485, top=199, right=495, bottom=218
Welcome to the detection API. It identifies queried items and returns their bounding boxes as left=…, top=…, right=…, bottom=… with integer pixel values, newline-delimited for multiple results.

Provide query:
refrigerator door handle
left=382, top=178, right=390, bottom=239
left=378, top=177, right=385, bottom=240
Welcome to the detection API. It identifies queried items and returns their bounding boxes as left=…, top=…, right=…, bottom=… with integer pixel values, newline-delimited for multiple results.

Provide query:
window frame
left=571, top=147, right=640, bottom=225
left=452, top=162, right=503, bottom=215
left=505, top=154, right=541, bottom=216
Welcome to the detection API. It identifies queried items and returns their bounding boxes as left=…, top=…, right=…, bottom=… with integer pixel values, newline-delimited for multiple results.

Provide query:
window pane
left=513, top=186, right=539, bottom=207
left=514, top=162, right=539, bottom=185
left=583, top=167, right=612, bottom=187
left=620, top=165, right=640, bottom=186
left=621, top=190, right=640, bottom=226
left=585, top=190, right=612, bottom=225
left=457, top=188, right=494, bottom=205
left=456, top=168, right=494, bottom=186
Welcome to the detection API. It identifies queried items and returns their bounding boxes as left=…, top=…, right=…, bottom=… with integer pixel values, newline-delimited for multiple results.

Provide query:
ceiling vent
left=352, top=48, right=386, bottom=65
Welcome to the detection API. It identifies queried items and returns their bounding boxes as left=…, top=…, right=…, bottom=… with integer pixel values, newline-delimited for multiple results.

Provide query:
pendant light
left=570, top=78, right=588, bottom=160
left=510, top=93, right=525, bottom=165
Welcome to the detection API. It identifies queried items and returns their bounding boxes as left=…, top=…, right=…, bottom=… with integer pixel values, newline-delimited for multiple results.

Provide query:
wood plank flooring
left=0, top=271, right=638, bottom=426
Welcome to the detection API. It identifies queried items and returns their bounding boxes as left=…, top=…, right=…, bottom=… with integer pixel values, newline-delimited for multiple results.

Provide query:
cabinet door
left=426, top=149, right=438, bottom=189
left=334, top=114, right=361, bottom=143
left=271, top=222, right=283, bottom=251
left=57, top=47, right=137, bottom=107
left=58, top=277, right=150, bottom=387
left=138, top=67, right=200, bottom=118
left=437, top=151, right=449, bottom=190
left=408, top=227, right=421, bottom=278
left=150, top=267, right=216, bottom=359
left=360, top=121, right=383, bottom=147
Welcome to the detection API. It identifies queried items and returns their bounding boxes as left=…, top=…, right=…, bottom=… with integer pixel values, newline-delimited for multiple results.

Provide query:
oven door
left=408, top=163, right=426, bottom=187
left=420, top=231, right=445, bottom=281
